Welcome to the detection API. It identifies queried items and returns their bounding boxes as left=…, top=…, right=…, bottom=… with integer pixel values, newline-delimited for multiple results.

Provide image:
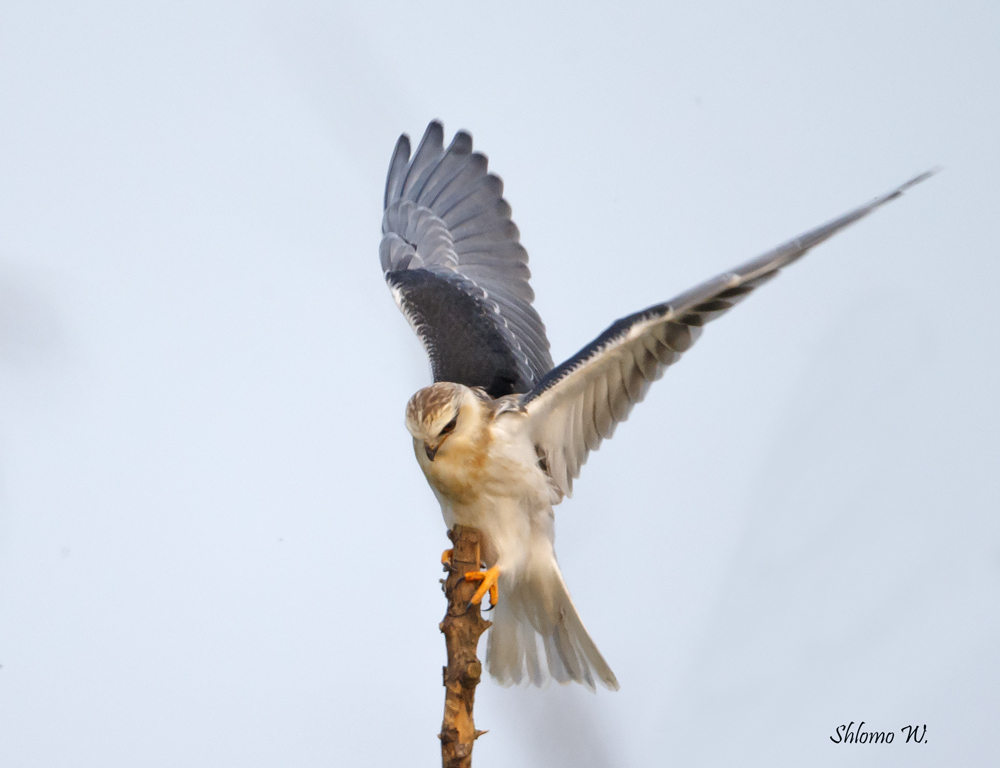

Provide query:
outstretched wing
left=382, top=121, right=553, bottom=398
left=520, top=171, right=935, bottom=498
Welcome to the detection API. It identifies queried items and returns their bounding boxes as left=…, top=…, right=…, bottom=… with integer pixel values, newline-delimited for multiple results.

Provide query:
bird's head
left=405, top=382, right=483, bottom=463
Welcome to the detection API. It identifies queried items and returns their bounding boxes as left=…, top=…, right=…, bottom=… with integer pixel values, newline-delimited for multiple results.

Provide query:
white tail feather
left=486, top=565, right=619, bottom=691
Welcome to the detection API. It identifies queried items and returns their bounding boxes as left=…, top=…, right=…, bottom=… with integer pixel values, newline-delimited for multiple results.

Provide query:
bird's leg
left=464, top=566, right=500, bottom=609
left=441, top=548, right=453, bottom=566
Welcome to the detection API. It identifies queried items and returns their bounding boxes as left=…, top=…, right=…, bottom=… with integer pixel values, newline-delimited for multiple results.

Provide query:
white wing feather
left=521, top=171, right=935, bottom=498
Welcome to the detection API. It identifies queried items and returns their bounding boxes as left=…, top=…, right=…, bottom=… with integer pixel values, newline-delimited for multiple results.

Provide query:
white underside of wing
left=519, top=171, right=935, bottom=498
left=522, top=310, right=698, bottom=496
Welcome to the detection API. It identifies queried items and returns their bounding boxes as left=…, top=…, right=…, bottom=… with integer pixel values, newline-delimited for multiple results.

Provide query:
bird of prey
left=381, top=121, right=931, bottom=691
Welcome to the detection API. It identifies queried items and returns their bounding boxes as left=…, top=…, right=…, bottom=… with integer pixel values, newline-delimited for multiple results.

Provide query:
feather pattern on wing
left=519, top=171, right=935, bottom=498
left=382, top=121, right=553, bottom=397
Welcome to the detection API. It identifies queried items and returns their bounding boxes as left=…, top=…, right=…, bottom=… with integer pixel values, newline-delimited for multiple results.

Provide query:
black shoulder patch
left=523, top=303, right=672, bottom=404
left=388, top=268, right=531, bottom=398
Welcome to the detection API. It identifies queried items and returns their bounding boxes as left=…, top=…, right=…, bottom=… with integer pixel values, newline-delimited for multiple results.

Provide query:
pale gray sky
left=1, top=1, right=997, bottom=766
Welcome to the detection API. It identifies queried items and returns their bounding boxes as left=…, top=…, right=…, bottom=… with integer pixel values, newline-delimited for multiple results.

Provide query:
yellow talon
left=441, top=548, right=453, bottom=565
left=464, top=565, right=500, bottom=608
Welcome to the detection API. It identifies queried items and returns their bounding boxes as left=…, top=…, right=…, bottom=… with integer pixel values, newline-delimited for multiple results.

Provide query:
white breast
left=469, top=417, right=556, bottom=570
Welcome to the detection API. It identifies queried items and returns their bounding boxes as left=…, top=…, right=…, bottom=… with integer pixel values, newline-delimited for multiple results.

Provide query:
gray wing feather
left=382, top=121, right=553, bottom=395
left=521, top=171, right=935, bottom=498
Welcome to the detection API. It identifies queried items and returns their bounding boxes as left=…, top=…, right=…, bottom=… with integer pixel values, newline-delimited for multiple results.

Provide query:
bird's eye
left=439, top=415, right=458, bottom=437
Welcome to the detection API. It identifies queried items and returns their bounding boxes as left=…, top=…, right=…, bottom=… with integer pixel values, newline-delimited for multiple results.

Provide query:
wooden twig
left=439, top=524, right=491, bottom=768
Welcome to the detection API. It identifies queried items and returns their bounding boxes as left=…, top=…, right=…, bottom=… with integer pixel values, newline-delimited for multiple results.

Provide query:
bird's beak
left=425, top=442, right=438, bottom=461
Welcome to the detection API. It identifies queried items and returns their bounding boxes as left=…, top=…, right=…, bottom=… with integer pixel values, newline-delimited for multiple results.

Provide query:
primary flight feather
left=382, top=120, right=932, bottom=691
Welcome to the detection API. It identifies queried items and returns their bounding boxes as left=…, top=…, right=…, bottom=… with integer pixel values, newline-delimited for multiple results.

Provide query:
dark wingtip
left=421, top=120, right=445, bottom=149
left=392, top=133, right=411, bottom=163
left=448, top=130, right=473, bottom=155
left=384, top=134, right=412, bottom=208
left=872, top=167, right=939, bottom=209
left=898, top=167, right=940, bottom=192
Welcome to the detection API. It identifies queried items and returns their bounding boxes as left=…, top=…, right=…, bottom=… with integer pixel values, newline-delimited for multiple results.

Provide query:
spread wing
left=520, top=171, right=935, bottom=498
left=382, top=121, right=553, bottom=398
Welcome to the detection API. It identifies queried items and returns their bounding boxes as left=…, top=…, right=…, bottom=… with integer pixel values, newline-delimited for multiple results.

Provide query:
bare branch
left=439, top=525, right=491, bottom=768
